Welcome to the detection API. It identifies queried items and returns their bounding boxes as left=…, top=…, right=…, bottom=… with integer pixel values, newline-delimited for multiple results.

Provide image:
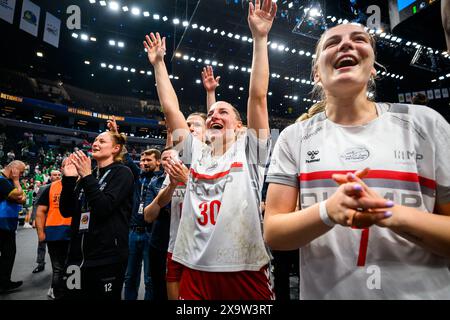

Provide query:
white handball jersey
left=172, top=130, right=271, bottom=272
left=161, top=175, right=187, bottom=253
left=266, top=103, right=450, bottom=299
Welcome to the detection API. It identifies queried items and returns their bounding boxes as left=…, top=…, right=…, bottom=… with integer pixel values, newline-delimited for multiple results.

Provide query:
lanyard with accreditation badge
left=78, top=168, right=111, bottom=233
left=138, top=176, right=152, bottom=215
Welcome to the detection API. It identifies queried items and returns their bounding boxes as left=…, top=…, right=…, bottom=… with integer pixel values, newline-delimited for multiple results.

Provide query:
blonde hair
left=188, top=112, right=207, bottom=122
left=107, top=131, right=127, bottom=163
left=311, top=23, right=377, bottom=102
left=296, top=101, right=327, bottom=123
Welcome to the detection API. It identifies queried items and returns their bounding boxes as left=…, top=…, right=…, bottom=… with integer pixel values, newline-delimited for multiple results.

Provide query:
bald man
left=0, top=161, right=26, bottom=293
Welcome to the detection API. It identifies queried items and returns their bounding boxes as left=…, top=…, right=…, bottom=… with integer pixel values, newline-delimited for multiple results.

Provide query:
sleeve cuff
left=265, top=174, right=299, bottom=188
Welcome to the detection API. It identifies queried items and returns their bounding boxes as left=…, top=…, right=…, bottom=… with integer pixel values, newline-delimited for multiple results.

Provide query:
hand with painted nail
left=325, top=180, right=394, bottom=228
left=332, top=168, right=370, bottom=186
left=336, top=172, right=399, bottom=228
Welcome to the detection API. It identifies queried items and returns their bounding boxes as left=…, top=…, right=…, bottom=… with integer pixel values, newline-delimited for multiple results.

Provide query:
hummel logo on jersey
left=306, top=150, right=320, bottom=163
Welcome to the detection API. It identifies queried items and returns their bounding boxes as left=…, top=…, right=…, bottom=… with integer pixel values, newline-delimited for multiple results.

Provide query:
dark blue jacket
left=124, top=154, right=164, bottom=230
left=147, top=173, right=170, bottom=252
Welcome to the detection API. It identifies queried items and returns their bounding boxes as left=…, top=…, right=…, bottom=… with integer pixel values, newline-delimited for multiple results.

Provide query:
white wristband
left=319, top=201, right=335, bottom=228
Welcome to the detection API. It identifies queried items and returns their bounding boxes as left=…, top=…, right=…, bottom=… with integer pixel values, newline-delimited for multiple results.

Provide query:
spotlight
left=131, top=7, right=141, bottom=16
left=109, top=1, right=119, bottom=11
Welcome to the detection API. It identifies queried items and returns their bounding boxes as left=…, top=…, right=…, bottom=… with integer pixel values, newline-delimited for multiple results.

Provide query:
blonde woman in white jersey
left=265, top=22, right=450, bottom=299
left=144, top=0, right=277, bottom=300
left=144, top=67, right=220, bottom=300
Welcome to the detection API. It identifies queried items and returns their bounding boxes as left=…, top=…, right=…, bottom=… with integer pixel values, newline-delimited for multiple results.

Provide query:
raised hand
left=107, top=116, right=119, bottom=133
left=143, top=32, right=166, bottom=65
left=71, top=151, right=92, bottom=178
left=201, top=66, right=220, bottom=92
left=248, top=0, right=277, bottom=39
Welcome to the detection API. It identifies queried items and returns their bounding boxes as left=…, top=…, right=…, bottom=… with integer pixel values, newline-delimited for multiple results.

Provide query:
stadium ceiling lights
left=108, top=1, right=119, bottom=11
left=431, top=73, right=450, bottom=83
left=378, top=70, right=404, bottom=80
left=92, top=3, right=316, bottom=61
left=108, top=39, right=125, bottom=48
left=98, top=61, right=168, bottom=79
left=175, top=49, right=404, bottom=87
left=302, top=97, right=319, bottom=103
left=72, top=32, right=96, bottom=42
left=173, top=52, right=317, bottom=88
left=131, top=7, right=141, bottom=16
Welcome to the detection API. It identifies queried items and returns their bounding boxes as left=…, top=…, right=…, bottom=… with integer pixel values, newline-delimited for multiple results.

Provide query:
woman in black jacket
left=60, top=131, right=134, bottom=300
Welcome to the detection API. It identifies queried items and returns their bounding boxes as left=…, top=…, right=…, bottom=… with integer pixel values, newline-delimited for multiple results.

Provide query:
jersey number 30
left=198, top=200, right=222, bottom=226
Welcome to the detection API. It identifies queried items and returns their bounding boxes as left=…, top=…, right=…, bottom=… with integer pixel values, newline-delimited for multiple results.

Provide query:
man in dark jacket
left=123, top=149, right=162, bottom=300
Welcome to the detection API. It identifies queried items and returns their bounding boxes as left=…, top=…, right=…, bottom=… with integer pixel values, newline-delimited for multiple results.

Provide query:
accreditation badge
left=79, top=211, right=90, bottom=233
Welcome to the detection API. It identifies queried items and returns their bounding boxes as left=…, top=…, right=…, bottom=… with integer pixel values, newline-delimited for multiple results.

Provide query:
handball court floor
left=0, top=226, right=299, bottom=300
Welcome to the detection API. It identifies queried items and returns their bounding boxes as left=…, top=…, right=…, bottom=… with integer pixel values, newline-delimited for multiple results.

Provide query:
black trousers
left=272, top=249, right=299, bottom=301
left=63, top=261, right=127, bottom=300
left=47, top=240, right=69, bottom=299
left=0, top=229, right=16, bottom=285
left=36, top=241, right=47, bottom=265
left=149, top=246, right=167, bottom=301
